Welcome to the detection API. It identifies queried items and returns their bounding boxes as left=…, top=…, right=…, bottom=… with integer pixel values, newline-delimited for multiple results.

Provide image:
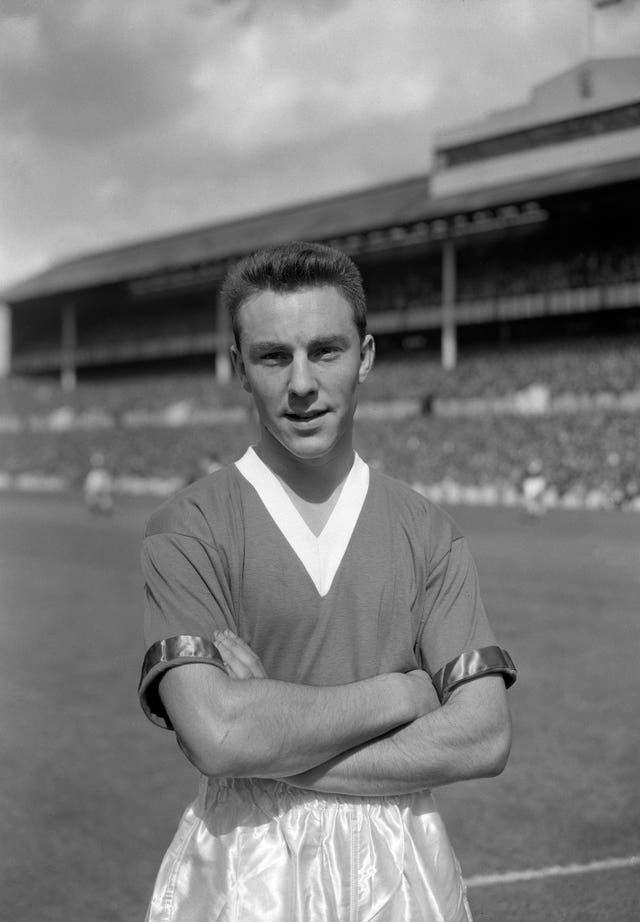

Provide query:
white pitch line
left=465, top=855, right=640, bottom=888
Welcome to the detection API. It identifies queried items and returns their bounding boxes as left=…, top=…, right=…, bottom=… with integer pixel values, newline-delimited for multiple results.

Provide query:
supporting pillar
left=216, top=346, right=232, bottom=384
left=214, top=290, right=232, bottom=384
left=441, top=238, right=457, bottom=371
left=61, top=301, right=77, bottom=392
left=0, top=304, right=11, bottom=378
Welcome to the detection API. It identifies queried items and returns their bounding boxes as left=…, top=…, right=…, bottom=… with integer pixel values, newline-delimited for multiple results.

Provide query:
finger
left=223, top=655, right=254, bottom=680
left=215, top=633, right=253, bottom=679
left=215, top=631, right=267, bottom=679
left=215, top=637, right=254, bottom=679
left=214, top=634, right=244, bottom=679
left=217, top=631, right=268, bottom=678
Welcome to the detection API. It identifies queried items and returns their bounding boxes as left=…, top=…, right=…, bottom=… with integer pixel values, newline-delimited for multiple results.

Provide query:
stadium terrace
left=2, top=57, right=640, bottom=388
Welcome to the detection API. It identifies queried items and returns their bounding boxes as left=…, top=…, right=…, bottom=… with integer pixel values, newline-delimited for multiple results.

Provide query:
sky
left=1, top=0, right=640, bottom=291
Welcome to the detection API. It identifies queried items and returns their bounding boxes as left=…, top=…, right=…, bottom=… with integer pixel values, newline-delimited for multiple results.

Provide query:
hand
left=214, top=629, right=268, bottom=680
left=403, top=669, right=441, bottom=718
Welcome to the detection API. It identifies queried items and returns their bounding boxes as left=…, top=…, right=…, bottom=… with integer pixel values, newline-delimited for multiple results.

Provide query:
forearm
left=282, top=676, right=512, bottom=796
left=160, top=664, right=423, bottom=779
left=217, top=675, right=412, bottom=777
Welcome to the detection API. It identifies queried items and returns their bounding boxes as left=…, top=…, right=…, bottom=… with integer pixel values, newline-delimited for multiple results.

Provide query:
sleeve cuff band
left=432, top=645, right=517, bottom=704
left=138, top=635, right=224, bottom=730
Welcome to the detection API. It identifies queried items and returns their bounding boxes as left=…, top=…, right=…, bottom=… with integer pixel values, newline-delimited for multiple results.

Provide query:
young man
left=138, top=241, right=517, bottom=922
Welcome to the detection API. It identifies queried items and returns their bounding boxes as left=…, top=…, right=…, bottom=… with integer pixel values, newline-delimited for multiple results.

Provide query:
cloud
left=0, top=1, right=202, bottom=145
left=595, top=0, right=640, bottom=53
left=1, top=0, right=639, bottom=289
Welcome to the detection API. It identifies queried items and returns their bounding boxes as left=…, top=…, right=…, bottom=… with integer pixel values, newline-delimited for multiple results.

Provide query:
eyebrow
left=310, top=334, right=351, bottom=349
left=248, top=341, right=289, bottom=360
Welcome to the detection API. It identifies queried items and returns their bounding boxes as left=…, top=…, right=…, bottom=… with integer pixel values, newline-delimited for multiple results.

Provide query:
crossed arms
left=157, top=630, right=512, bottom=797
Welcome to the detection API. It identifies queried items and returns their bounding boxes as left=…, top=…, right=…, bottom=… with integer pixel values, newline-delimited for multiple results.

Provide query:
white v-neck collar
left=235, top=447, right=370, bottom=597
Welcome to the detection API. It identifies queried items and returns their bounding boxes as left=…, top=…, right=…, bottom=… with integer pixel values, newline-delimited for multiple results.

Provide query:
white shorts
left=145, top=777, right=472, bottom=922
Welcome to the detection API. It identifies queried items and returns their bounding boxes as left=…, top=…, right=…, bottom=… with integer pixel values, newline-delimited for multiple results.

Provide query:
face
left=230, top=285, right=374, bottom=468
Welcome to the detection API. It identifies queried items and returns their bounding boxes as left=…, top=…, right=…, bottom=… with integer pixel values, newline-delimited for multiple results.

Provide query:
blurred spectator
left=186, top=452, right=223, bottom=485
left=521, top=459, right=547, bottom=517
left=83, top=452, right=114, bottom=515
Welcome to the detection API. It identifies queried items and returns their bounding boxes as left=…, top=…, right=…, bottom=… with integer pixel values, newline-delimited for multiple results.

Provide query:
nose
left=288, top=354, right=317, bottom=399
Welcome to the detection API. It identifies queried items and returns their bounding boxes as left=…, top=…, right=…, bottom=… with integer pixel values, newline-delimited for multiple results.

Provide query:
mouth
left=285, top=409, right=328, bottom=424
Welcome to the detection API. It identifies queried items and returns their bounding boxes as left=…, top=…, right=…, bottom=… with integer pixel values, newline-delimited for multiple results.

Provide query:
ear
left=230, top=344, right=252, bottom=394
left=358, top=334, right=375, bottom=384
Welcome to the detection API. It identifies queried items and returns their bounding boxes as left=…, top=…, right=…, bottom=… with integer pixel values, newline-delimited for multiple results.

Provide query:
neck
left=255, top=433, right=354, bottom=504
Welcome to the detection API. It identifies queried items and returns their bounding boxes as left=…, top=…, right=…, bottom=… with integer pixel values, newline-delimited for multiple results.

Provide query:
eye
left=261, top=351, right=289, bottom=365
left=314, top=343, right=341, bottom=360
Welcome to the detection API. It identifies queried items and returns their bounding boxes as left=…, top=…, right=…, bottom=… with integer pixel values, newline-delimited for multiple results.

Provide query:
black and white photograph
left=1, top=1, right=639, bottom=920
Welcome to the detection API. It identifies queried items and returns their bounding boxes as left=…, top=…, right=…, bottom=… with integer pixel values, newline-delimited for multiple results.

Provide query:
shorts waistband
left=200, top=775, right=435, bottom=814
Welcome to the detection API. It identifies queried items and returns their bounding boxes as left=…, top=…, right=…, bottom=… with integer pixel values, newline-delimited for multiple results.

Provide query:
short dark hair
left=220, top=241, right=367, bottom=347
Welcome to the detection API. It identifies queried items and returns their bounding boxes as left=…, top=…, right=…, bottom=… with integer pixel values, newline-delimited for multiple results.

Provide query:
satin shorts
left=145, top=777, right=472, bottom=922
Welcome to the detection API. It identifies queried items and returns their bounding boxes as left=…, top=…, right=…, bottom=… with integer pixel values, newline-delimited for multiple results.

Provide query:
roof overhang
left=5, top=155, right=640, bottom=305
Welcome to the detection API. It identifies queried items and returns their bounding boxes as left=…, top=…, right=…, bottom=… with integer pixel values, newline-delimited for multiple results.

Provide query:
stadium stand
left=0, top=332, right=638, bottom=510
left=1, top=57, right=639, bottom=509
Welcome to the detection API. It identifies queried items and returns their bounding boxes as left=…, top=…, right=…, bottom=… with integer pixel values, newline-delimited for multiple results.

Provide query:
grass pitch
left=0, top=492, right=638, bottom=922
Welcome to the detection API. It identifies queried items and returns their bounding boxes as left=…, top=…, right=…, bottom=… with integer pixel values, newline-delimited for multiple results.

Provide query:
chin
left=265, top=418, right=348, bottom=463
left=286, top=438, right=335, bottom=461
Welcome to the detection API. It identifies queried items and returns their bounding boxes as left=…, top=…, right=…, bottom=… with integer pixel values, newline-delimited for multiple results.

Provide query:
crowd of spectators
left=364, top=334, right=640, bottom=402
left=0, top=420, right=253, bottom=491
left=0, top=334, right=638, bottom=510
left=2, top=407, right=636, bottom=510
left=2, top=335, right=639, bottom=418
left=457, top=240, right=640, bottom=301
left=0, top=369, right=250, bottom=418
left=355, top=411, right=639, bottom=511
left=365, top=238, right=640, bottom=315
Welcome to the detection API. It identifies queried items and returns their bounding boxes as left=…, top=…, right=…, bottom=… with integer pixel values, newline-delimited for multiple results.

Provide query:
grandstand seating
left=365, top=238, right=640, bottom=316
left=363, top=334, right=640, bottom=401
left=356, top=411, right=639, bottom=509
left=0, top=335, right=638, bottom=508
left=0, top=369, right=251, bottom=416
left=2, top=334, right=639, bottom=414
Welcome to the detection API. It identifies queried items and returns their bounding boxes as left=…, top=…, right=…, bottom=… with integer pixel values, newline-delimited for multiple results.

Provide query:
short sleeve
left=417, top=535, right=516, bottom=702
left=139, top=531, right=236, bottom=728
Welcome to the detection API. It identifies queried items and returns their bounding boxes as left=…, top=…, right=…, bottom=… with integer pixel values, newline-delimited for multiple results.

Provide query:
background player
left=83, top=451, right=114, bottom=514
